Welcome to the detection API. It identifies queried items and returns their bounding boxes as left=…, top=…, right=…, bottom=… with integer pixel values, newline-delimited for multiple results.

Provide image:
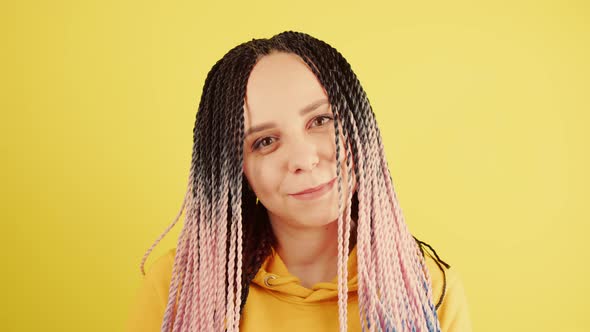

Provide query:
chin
left=292, top=206, right=340, bottom=228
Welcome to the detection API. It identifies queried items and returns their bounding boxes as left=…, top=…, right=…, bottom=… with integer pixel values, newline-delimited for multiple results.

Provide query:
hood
left=251, top=245, right=359, bottom=303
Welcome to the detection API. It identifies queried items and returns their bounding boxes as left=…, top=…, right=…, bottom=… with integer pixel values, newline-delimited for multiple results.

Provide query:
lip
left=289, top=177, right=336, bottom=201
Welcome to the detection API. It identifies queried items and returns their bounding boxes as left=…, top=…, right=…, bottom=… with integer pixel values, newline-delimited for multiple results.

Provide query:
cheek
left=243, top=157, right=282, bottom=197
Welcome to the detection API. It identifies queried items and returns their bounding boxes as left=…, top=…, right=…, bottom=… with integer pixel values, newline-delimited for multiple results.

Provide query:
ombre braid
left=139, top=31, right=447, bottom=332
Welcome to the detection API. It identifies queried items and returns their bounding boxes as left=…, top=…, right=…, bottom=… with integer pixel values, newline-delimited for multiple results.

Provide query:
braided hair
left=139, top=31, right=443, bottom=332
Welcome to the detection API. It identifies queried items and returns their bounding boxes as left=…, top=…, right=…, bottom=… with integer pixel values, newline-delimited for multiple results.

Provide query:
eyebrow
left=245, top=98, right=330, bottom=138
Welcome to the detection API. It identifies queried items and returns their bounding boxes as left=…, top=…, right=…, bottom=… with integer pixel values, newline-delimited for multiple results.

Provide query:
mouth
left=289, top=177, right=337, bottom=201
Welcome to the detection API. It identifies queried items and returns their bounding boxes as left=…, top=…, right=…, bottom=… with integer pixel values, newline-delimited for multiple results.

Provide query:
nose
left=286, top=138, right=319, bottom=173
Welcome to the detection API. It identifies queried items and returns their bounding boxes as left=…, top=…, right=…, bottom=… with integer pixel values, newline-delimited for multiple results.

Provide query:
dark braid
left=414, top=236, right=450, bottom=310
left=225, top=48, right=259, bottom=325
left=239, top=180, right=275, bottom=314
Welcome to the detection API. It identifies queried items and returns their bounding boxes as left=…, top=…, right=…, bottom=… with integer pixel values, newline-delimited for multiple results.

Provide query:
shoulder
left=125, top=248, right=176, bottom=332
left=145, top=247, right=177, bottom=302
left=146, top=248, right=176, bottom=280
left=417, top=240, right=473, bottom=332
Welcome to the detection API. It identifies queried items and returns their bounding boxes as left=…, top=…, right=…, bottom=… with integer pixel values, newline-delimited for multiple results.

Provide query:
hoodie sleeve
left=125, top=249, right=175, bottom=332
left=436, top=266, right=473, bottom=332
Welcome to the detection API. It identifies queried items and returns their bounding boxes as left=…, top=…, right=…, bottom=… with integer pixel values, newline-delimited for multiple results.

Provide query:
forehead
left=244, top=52, right=328, bottom=125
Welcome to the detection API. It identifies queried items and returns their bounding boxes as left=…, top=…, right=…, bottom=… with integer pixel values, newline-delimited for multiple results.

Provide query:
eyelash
left=252, top=114, right=334, bottom=151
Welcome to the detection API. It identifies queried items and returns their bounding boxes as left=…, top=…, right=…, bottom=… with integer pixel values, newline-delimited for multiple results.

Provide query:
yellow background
left=1, top=0, right=588, bottom=331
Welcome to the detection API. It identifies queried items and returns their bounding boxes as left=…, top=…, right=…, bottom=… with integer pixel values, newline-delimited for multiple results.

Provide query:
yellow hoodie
left=126, top=244, right=472, bottom=331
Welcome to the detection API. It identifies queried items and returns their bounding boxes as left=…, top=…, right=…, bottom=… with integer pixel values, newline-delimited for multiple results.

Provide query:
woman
left=126, top=31, right=471, bottom=332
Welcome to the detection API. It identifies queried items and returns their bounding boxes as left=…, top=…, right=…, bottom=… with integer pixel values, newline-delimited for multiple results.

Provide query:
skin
left=242, top=51, right=357, bottom=288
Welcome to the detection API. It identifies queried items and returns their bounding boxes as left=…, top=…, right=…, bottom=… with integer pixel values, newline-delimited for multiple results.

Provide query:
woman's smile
left=288, top=177, right=336, bottom=201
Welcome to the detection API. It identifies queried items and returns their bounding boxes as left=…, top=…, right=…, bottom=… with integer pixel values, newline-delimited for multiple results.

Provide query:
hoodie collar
left=251, top=245, right=358, bottom=303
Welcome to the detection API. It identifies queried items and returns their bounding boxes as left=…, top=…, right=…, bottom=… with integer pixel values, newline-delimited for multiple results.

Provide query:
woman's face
left=243, top=51, right=356, bottom=229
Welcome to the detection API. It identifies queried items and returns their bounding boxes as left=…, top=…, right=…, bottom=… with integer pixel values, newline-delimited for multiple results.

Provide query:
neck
left=268, top=213, right=356, bottom=288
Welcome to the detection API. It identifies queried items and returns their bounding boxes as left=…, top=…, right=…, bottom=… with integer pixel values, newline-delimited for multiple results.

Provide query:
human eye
left=309, top=114, right=334, bottom=128
left=252, top=136, right=276, bottom=151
